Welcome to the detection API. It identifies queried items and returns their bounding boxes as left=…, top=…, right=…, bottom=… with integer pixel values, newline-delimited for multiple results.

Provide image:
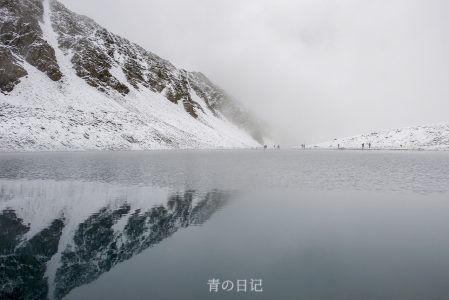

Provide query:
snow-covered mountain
left=0, top=0, right=263, bottom=151
left=314, top=123, right=449, bottom=150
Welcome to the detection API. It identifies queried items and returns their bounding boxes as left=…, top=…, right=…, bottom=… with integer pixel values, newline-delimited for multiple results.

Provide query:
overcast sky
left=60, top=0, right=449, bottom=145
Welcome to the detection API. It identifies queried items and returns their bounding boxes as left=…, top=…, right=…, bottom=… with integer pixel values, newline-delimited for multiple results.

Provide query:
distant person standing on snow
left=362, top=143, right=365, bottom=150
left=369, top=143, right=371, bottom=149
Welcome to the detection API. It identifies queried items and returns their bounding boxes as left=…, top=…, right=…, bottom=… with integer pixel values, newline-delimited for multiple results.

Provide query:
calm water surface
left=1, top=150, right=449, bottom=300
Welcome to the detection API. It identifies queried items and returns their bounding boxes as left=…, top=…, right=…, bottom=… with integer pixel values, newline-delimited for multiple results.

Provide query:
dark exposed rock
left=25, top=39, right=62, bottom=81
left=0, top=209, right=64, bottom=300
left=121, top=134, right=139, bottom=144
left=0, top=0, right=62, bottom=87
left=0, top=209, right=29, bottom=255
left=50, top=2, right=130, bottom=95
left=0, top=46, right=28, bottom=92
left=71, top=38, right=130, bottom=95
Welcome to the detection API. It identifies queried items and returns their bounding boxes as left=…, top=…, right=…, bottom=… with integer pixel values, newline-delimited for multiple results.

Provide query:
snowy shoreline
left=298, top=147, right=449, bottom=152
left=0, top=147, right=267, bottom=154
left=2, top=147, right=449, bottom=155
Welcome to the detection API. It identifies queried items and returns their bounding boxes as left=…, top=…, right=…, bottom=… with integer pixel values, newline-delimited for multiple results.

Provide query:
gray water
left=1, top=150, right=449, bottom=300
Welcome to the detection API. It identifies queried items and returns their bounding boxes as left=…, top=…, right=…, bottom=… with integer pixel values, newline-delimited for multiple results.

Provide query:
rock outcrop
left=0, top=0, right=62, bottom=93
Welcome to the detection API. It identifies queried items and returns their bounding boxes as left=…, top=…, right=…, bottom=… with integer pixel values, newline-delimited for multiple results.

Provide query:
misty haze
left=60, top=0, right=449, bottom=145
left=1, top=1, right=449, bottom=300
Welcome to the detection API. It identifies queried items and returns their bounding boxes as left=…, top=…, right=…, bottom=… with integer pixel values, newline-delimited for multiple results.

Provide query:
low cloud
left=61, top=0, right=449, bottom=145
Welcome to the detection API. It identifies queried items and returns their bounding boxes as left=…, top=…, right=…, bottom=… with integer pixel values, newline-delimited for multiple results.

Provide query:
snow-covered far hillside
left=312, top=124, right=449, bottom=150
left=0, top=0, right=264, bottom=151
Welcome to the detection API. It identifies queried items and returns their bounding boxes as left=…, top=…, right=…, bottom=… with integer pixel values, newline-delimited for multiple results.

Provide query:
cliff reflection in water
left=0, top=180, right=230, bottom=300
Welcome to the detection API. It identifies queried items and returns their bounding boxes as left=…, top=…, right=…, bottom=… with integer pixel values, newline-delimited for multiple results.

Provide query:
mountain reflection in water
left=0, top=180, right=229, bottom=300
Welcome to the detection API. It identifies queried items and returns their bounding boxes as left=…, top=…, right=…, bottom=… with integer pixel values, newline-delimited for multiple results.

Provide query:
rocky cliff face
left=0, top=0, right=62, bottom=91
left=0, top=0, right=264, bottom=150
